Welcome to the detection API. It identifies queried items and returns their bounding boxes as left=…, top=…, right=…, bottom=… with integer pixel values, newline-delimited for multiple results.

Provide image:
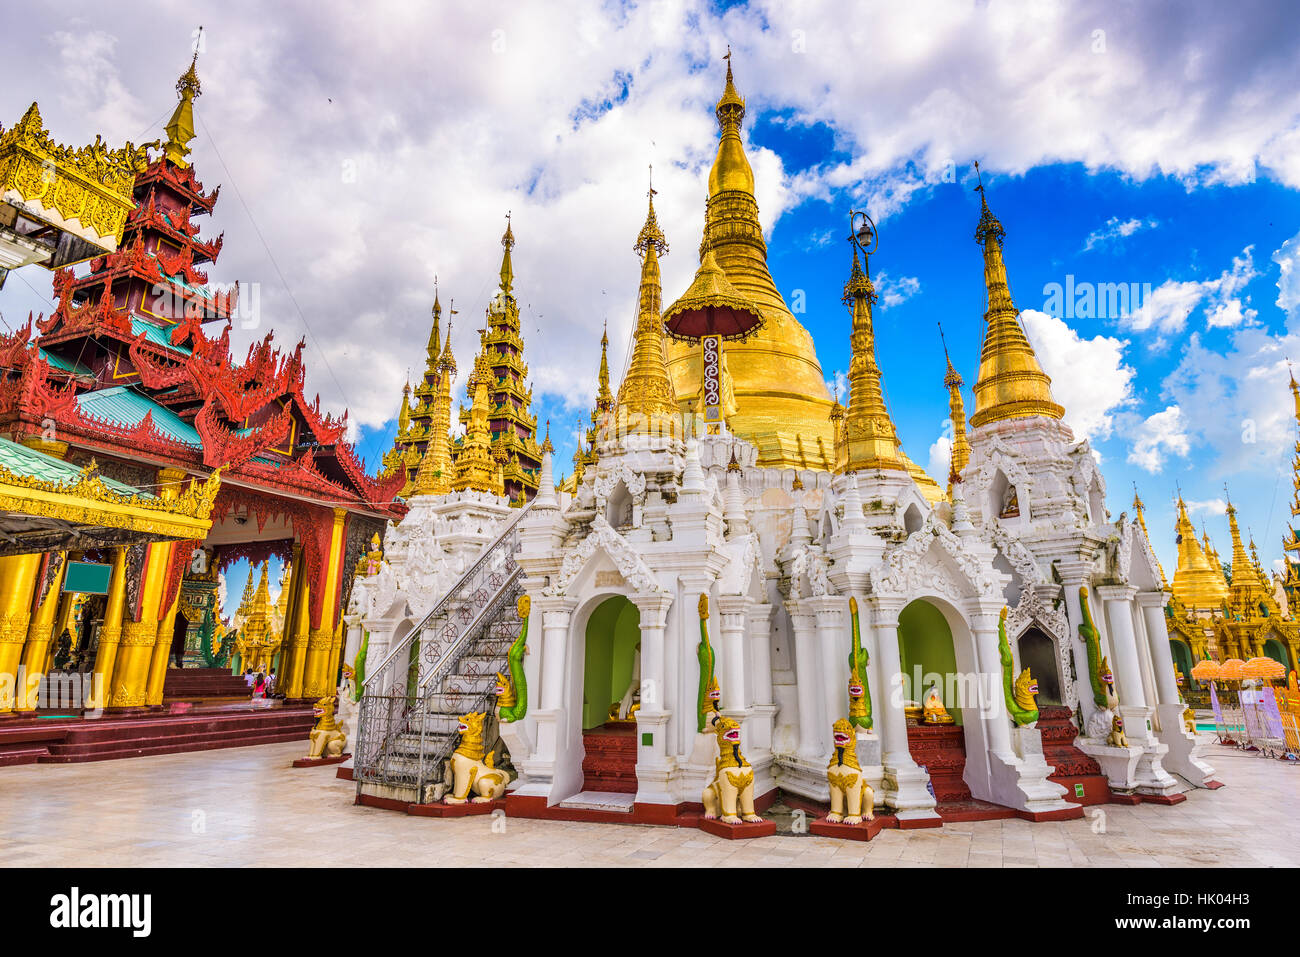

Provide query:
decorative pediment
left=546, top=513, right=665, bottom=597
left=717, top=533, right=762, bottom=598
left=592, top=460, right=646, bottom=505
left=871, top=513, right=1000, bottom=601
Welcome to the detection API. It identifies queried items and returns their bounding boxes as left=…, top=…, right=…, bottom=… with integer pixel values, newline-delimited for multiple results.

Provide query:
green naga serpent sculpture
left=1077, top=586, right=1108, bottom=708
left=497, top=594, right=530, bottom=723
left=847, top=597, right=873, bottom=731
left=998, top=607, right=1039, bottom=725
left=697, top=593, right=719, bottom=732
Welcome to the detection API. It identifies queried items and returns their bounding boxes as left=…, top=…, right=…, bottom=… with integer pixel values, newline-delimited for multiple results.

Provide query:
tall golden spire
left=835, top=234, right=906, bottom=475
left=1282, top=370, right=1300, bottom=605
left=452, top=351, right=501, bottom=494
left=617, top=171, right=678, bottom=434
left=499, top=214, right=515, bottom=297
left=164, top=35, right=202, bottom=168
left=939, top=323, right=971, bottom=496
left=428, top=282, right=442, bottom=360
left=969, top=166, right=1064, bottom=428
left=1171, top=494, right=1229, bottom=611
left=666, top=51, right=835, bottom=468
left=595, top=321, right=613, bottom=415
left=1225, top=492, right=1273, bottom=615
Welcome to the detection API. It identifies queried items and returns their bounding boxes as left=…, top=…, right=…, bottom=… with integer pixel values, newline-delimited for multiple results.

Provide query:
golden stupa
left=1170, top=495, right=1229, bottom=612
left=666, top=56, right=837, bottom=469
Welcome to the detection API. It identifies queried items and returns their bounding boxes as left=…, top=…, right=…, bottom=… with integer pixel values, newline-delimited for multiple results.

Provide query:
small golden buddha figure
left=921, top=681, right=955, bottom=724
left=999, top=484, right=1020, bottom=519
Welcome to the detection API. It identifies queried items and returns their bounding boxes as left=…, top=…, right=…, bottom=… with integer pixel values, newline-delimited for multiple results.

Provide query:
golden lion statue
left=1183, top=706, right=1197, bottom=734
left=826, top=718, right=874, bottom=825
left=307, top=697, right=347, bottom=759
left=1107, top=713, right=1129, bottom=748
left=702, top=716, right=762, bottom=824
left=444, top=712, right=508, bottom=804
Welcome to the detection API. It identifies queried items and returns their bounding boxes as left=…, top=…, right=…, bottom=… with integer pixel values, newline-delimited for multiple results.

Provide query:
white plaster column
left=1098, top=585, right=1179, bottom=796
left=969, top=611, right=1013, bottom=755
left=748, top=602, right=775, bottom=707
left=633, top=591, right=676, bottom=804
left=785, top=602, right=822, bottom=761
left=716, top=594, right=750, bottom=712
left=539, top=600, right=576, bottom=711
left=1097, top=585, right=1146, bottom=708
left=747, top=602, right=777, bottom=752
left=1058, top=566, right=1100, bottom=725
left=867, top=600, right=938, bottom=818
left=1138, top=590, right=1217, bottom=787
left=810, top=596, right=847, bottom=750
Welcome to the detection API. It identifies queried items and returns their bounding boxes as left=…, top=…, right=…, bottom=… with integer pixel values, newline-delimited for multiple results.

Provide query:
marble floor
left=2, top=741, right=1296, bottom=867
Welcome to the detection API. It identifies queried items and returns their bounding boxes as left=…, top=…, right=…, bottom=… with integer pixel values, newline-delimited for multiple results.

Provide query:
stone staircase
left=906, top=723, right=971, bottom=803
left=354, top=502, right=531, bottom=803
left=1038, top=704, right=1110, bottom=805
left=580, top=724, right=639, bottom=794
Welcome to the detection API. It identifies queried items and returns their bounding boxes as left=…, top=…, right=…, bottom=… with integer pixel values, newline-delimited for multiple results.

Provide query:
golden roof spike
left=427, top=281, right=442, bottom=361
left=837, top=210, right=906, bottom=476
left=969, top=164, right=1064, bottom=428
left=595, top=319, right=613, bottom=413
left=164, top=31, right=203, bottom=167
left=541, top=419, right=554, bottom=454
left=499, top=212, right=515, bottom=295
left=618, top=181, right=678, bottom=435
left=938, top=321, right=970, bottom=495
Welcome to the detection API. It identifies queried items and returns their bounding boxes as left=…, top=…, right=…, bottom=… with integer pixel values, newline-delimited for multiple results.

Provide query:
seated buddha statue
left=921, top=681, right=955, bottom=724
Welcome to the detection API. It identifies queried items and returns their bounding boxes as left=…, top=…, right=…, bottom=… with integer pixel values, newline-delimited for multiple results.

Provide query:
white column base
left=882, top=758, right=939, bottom=819
left=634, top=710, right=677, bottom=805
left=747, top=703, right=778, bottom=752
left=1154, top=702, right=1217, bottom=787
left=498, top=719, right=535, bottom=791
left=1002, top=726, right=1075, bottom=815
left=1119, top=705, right=1181, bottom=796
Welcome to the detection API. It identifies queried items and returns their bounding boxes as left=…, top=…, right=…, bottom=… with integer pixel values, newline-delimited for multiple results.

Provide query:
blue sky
left=4, top=0, right=1300, bottom=586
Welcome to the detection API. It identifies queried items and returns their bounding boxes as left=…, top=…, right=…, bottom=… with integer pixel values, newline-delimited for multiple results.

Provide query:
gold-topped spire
left=428, top=281, right=442, bottom=359
left=499, top=212, right=515, bottom=296
left=452, top=351, right=502, bottom=494
left=667, top=52, right=835, bottom=468
left=596, top=320, right=613, bottom=414
left=939, top=322, right=971, bottom=496
left=1171, top=493, right=1230, bottom=612
left=969, top=164, right=1065, bottom=428
left=541, top=419, right=554, bottom=454
left=834, top=226, right=907, bottom=476
left=164, top=33, right=203, bottom=168
left=618, top=177, right=679, bottom=436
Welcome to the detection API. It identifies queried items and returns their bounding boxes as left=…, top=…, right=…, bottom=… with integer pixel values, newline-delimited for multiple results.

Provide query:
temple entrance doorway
left=897, top=599, right=969, bottom=803
left=1017, top=627, right=1061, bottom=705
left=580, top=595, right=641, bottom=794
left=1263, top=637, right=1290, bottom=672
left=1169, top=638, right=1194, bottom=685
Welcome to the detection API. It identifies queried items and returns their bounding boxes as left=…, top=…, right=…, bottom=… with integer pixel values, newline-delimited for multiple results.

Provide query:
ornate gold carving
left=0, top=103, right=155, bottom=248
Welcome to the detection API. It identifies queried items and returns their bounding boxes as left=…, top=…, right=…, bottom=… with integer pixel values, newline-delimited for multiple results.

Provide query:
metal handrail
left=412, top=573, right=525, bottom=796
left=361, top=499, right=532, bottom=692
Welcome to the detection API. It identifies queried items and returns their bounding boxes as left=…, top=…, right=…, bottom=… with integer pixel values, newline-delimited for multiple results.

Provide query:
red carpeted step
left=162, top=668, right=254, bottom=701
left=906, top=723, right=970, bottom=803
left=1037, top=705, right=1109, bottom=805
left=581, top=723, right=639, bottom=794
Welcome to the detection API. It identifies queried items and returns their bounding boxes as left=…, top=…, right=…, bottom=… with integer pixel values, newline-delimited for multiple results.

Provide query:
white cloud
left=1127, top=247, right=1259, bottom=337
left=1128, top=405, right=1191, bottom=472
left=1020, top=309, right=1136, bottom=442
left=927, top=432, right=952, bottom=486
left=1274, top=228, right=1300, bottom=325
left=1082, top=216, right=1158, bottom=252
left=1185, top=497, right=1227, bottom=515
left=875, top=272, right=920, bottom=308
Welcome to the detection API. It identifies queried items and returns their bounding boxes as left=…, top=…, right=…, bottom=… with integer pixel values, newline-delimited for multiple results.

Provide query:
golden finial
left=541, top=419, right=554, bottom=454
left=499, top=212, right=515, bottom=295
left=635, top=164, right=668, bottom=256
left=715, top=45, right=746, bottom=127
left=938, top=322, right=962, bottom=389
left=698, top=593, right=710, bottom=619
left=164, top=33, right=203, bottom=167
left=969, top=164, right=1063, bottom=428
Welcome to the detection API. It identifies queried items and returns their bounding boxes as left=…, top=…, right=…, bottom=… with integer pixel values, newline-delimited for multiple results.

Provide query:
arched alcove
left=897, top=599, right=961, bottom=724
left=581, top=595, right=641, bottom=729
left=1017, top=627, right=1060, bottom=705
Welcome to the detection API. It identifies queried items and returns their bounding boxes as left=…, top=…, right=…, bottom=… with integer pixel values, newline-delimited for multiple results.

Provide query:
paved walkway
left=2, top=742, right=1297, bottom=867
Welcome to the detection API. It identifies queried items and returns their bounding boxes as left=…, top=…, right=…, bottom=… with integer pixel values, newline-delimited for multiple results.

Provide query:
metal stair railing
left=354, top=502, right=531, bottom=788
left=411, top=573, right=525, bottom=800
